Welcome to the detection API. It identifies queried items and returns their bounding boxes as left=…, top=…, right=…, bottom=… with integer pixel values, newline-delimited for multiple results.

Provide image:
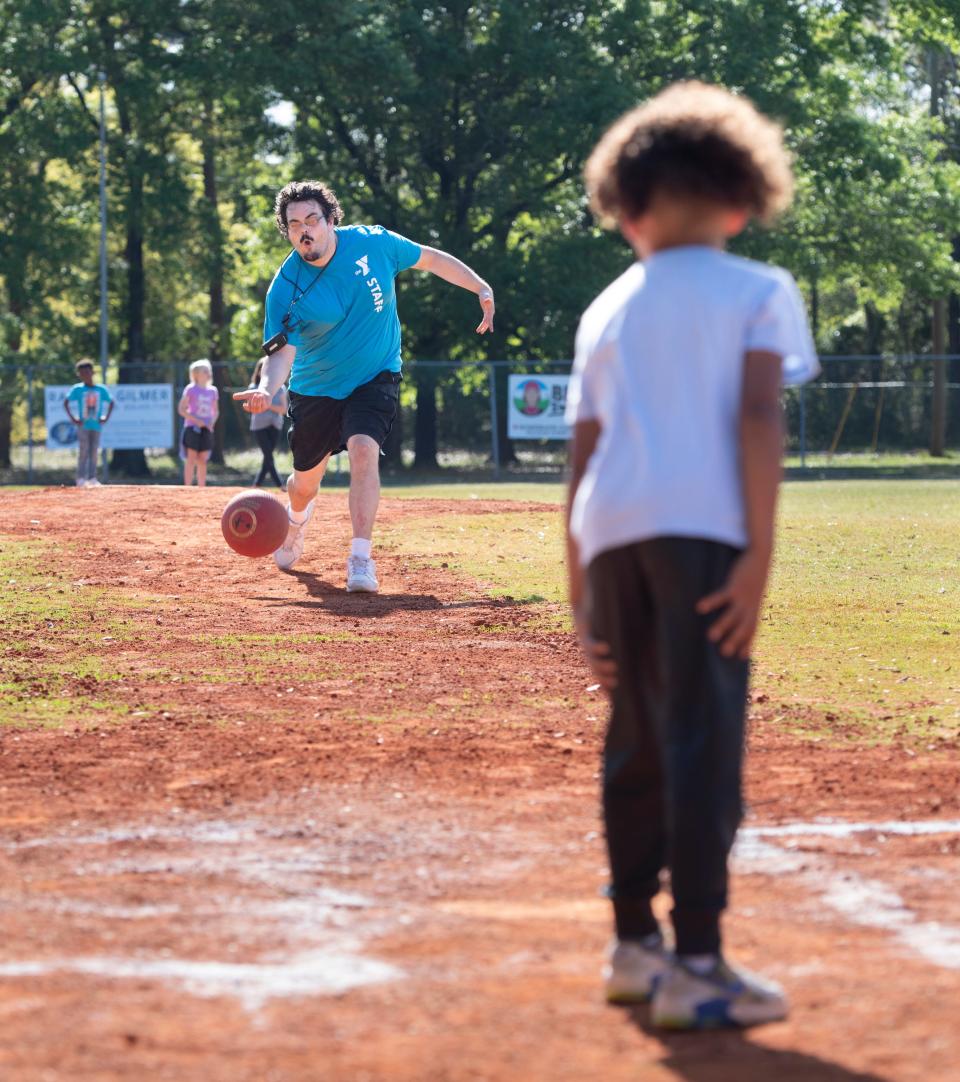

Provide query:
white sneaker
left=86, top=478, right=102, bottom=487
left=274, top=500, right=315, bottom=570
left=652, top=955, right=788, bottom=1029
left=604, top=935, right=672, bottom=1004
left=346, top=555, right=379, bottom=593
left=76, top=479, right=88, bottom=488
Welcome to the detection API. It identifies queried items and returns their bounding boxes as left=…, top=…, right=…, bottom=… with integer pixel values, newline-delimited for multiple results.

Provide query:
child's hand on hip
left=574, top=609, right=618, bottom=692
left=696, top=549, right=772, bottom=660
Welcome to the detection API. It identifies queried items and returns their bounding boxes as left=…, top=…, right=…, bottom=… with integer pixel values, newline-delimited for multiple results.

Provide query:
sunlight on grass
left=381, top=509, right=566, bottom=604
left=3, top=480, right=957, bottom=743
left=0, top=539, right=143, bottom=727
left=383, top=481, right=565, bottom=503
left=203, top=630, right=366, bottom=646
left=383, top=480, right=960, bottom=743
left=761, top=481, right=960, bottom=739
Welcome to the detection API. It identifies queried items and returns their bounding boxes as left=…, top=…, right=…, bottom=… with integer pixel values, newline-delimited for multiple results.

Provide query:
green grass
left=0, top=540, right=350, bottom=724
left=381, top=481, right=565, bottom=503
left=785, top=450, right=960, bottom=472
left=381, top=480, right=960, bottom=744
left=381, top=509, right=566, bottom=605
left=202, top=630, right=367, bottom=647
left=0, top=539, right=139, bottom=726
left=3, top=479, right=958, bottom=744
left=761, top=481, right=960, bottom=740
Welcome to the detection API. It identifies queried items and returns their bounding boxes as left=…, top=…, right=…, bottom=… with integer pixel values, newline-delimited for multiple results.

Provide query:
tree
left=5, top=0, right=960, bottom=475
left=0, top=0, right=94, bottom=465
left=275, top=0, right=643, bottom=467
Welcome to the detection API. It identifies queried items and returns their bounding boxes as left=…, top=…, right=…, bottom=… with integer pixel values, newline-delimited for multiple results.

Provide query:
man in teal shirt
left=235, top=180, right=495, bottom=594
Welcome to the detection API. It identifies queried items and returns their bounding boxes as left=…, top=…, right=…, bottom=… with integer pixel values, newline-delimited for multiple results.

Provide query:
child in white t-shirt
left=565, top=82, right=819, bottom=1030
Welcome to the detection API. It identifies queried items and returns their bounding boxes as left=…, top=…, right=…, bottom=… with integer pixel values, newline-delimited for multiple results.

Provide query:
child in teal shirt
left=64, top=361, right=113, bottom=487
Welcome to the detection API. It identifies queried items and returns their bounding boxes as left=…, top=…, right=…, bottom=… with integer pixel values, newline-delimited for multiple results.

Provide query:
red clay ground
left=1, top=486, right=959, bottom=1082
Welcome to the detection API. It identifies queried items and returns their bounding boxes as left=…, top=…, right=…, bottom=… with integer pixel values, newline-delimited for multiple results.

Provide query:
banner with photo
left=45, top=384, right=175, bottom=451
left=507, top=374, right=571, bottom=440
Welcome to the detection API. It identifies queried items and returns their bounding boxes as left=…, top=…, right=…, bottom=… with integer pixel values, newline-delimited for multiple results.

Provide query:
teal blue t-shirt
left=67, top=383, right=113, bottom=431
left=264, top=224, right=422, bottom=399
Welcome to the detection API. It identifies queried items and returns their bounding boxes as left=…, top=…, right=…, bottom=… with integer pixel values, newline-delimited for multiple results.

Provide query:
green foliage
left=0, top=0, right=958, bottom=462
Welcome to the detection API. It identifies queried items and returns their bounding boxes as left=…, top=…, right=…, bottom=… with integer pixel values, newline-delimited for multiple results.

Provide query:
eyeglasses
left=287, top=213, right=322, bottom=234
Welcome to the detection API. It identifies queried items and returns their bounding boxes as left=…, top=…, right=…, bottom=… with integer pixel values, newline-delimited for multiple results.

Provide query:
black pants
left=253, top=426, right=283, bottom=487
left=587, top=537, right=749, bottom=956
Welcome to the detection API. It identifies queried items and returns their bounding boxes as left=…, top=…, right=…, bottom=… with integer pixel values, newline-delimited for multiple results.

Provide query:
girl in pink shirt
left=178, top=359, right=219, bottom=487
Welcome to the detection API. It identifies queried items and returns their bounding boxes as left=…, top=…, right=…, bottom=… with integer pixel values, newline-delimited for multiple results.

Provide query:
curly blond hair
left=585, top=82, right=793, bottom=227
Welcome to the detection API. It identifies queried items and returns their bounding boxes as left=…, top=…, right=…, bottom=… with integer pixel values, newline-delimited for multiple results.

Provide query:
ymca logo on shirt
left=354, top=253, right=384, bottom=313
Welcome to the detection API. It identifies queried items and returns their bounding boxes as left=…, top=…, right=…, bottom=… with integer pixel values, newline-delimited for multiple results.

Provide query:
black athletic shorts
left=183, top=426, right=213, bottom=453
left=287, top=369, right=401, bottom=472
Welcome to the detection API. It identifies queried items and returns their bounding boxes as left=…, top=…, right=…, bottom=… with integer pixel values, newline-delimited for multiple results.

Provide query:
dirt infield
left=1, top=486, right=959, bottom=1082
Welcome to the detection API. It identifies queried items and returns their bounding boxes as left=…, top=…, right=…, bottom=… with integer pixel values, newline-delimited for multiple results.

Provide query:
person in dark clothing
left=247, top=358, right=288, bottom=488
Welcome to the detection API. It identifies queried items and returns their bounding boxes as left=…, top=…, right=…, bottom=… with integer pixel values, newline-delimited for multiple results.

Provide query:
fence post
left=27, top=363, right=34, bottom=485
left=799, top=383, right=807, bottom=469
left=488, top=363, right=501, bottom=480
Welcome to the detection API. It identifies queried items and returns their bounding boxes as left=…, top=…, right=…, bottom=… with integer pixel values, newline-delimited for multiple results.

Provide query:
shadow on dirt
left=622, top=1006, right=892, bottom=1081
left=251, top=570, right=536, bottom=620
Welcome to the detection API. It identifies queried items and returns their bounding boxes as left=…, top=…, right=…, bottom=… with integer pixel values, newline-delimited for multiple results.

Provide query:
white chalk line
left=736, top=819, right=960, bottom=971
left=0, top=816, right=403, bottom=1010
left=746, top=818, right=960, bottom=840
left=0, top=952, right=400, bottom=1012
left=3, top=814, right=959, bottom=1005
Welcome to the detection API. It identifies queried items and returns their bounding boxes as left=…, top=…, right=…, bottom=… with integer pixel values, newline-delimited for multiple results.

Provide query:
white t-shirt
left=566, top=246, right=819, bottom=568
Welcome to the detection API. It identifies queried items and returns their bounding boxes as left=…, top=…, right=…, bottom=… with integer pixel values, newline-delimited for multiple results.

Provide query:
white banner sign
left=507, top=374, right=571, bottom=440
left=45, top=384, right=175, bottom=451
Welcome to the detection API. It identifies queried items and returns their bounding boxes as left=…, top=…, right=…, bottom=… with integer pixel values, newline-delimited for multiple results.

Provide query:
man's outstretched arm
left=233, top=343, right=296, bottom=414
left=412, top=246, right=494, bottom=334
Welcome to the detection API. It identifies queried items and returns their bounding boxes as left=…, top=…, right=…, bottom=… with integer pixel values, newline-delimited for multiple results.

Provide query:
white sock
left=288, top=504, right=311, bottom=526
left=680, top=953, right=719, bottom=975
left=350, top=537, right=372, bottom=560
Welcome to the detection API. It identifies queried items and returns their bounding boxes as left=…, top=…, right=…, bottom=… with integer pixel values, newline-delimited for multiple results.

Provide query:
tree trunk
left=927, top=47, right=948, bottom=457
left=413, top=367, right=438, bottom=470
left=495, top=365, right=517, bottom=467
left=202, top=98, right=230, bottom=465
left=0, top=260, right=27, bottom=469
left=111, top=131, right=149, bottom=475
left=0, top=404, right=11, bottom=469
left=864, top=302, right=884, bottom=388
left=930, top=298, right=947, bottom=456
left=809, top=272, right=819, bottom=343
left=950, top=238, right=960, bottom=357
left=949, top=236, right=960, bottom=443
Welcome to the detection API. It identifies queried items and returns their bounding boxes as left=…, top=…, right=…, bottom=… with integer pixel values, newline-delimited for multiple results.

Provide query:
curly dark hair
left=274, top=180, right=344, bottom=238
left=585, top=82, right=793, bottom=227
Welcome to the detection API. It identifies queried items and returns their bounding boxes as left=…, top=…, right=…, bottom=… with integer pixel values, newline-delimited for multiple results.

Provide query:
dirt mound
left=0, top=486, right=957, bottom=1081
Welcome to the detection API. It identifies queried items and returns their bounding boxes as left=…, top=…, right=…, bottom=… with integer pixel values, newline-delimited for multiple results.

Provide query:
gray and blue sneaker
left=604, top=934, right=672, bottom=1004
left=652, top=955, right=788, bottom=1029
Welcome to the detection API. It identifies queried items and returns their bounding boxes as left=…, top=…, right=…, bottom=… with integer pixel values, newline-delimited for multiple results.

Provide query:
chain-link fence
left=1, top=356, right=958, bottom=484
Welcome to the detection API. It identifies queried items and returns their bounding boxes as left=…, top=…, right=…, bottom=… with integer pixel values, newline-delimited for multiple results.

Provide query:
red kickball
left=221, top=490, right=289, bottom=558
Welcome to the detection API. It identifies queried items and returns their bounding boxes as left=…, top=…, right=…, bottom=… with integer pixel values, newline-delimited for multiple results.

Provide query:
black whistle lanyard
left=285, top=255, right=329, bottom=329
left=261, top=243, right=335, bottom=356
